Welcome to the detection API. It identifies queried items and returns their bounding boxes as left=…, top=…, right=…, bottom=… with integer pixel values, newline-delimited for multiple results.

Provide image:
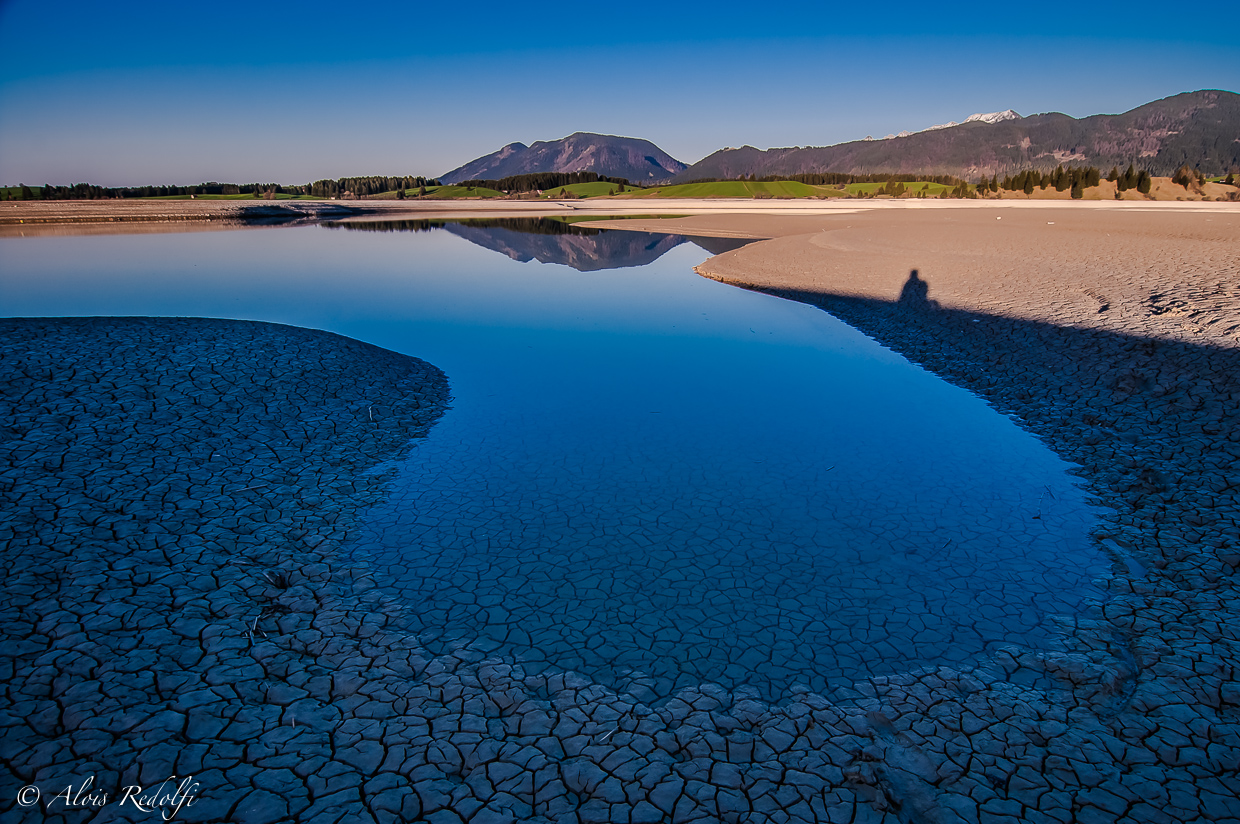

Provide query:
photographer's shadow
left=898, top=269, right=939, bottom=311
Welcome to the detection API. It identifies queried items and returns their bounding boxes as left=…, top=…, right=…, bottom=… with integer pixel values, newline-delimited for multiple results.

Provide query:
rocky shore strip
left=0, top=202, right=368, bottom=233
left=2, top=201, right=1238, bottom=824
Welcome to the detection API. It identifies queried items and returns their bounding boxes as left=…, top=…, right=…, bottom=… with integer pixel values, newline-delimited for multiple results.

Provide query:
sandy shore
left=3, top=205, right=1239, bottom=822
left=4, top=196, right=1235, bottom=236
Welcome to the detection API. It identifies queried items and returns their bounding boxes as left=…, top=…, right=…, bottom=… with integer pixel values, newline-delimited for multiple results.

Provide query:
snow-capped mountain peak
left=962, top=109, right=1022, bottom=125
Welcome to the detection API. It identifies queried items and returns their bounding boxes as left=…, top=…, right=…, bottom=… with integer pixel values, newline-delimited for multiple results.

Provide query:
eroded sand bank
left=3, top=204, right=1239, bottom=823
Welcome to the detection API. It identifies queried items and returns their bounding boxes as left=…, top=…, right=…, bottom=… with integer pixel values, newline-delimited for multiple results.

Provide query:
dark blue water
left=1, top=220, right=1106, bottom=701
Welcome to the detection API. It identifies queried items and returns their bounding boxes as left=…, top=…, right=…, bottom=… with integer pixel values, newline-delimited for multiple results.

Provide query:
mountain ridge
left=441, top=132, right=686, bottom=185
left=438, top=91, right=1238, bottom=187
left=677, top=90, right=1240, bottom=181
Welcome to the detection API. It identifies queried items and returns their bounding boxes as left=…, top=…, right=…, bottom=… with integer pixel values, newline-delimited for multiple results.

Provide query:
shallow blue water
left=1, top=221, right=1106, bottom=701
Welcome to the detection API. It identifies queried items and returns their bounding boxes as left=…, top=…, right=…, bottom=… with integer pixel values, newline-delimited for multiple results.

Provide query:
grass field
left=839, top=181, right=957, bottom=196
left=619, top=180, right=843, bottom=199
left=406, top=184, right=507, bottom=199
left=1, top=185, right=42, bottom=199
left=538, top=181, right=633, bottom=199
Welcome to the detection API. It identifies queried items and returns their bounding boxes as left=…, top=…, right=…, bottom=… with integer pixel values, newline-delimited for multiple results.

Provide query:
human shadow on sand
left=734, top=275, right=1238, bottom=581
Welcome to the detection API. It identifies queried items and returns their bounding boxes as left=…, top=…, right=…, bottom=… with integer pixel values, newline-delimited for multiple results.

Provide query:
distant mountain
left=677, top=90, right=1240, bottom=181
left=441, top=132, right=687, bottom=185
left=921, top=109, right=1023, bottom=134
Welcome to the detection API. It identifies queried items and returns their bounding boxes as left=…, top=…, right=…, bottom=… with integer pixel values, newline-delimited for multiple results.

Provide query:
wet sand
left=3, top=204, right=1239, bottom=822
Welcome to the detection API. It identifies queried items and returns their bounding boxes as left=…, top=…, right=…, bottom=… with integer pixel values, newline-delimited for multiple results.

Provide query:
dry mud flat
left=1, top=201, right=1238, bottom=824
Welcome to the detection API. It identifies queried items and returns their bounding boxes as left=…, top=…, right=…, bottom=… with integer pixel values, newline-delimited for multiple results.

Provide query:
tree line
left=680, top=172, right=968, bottom=186
left=969, top=165, right=1152, bottom=198
left=305, top=176, right=438, bottom=199
left=454, top=171, right=634, bottom=193
left=1, top=176, right=441, bottom=201
left=12, top=182, right=289, bottom=200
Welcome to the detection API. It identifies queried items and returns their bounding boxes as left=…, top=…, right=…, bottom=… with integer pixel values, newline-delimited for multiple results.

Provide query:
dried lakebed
left=2, top=217, right=1233, bottom=823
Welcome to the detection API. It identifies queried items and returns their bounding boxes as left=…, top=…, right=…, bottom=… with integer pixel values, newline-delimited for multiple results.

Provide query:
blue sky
left=1, top=0, right=1236, bottom=186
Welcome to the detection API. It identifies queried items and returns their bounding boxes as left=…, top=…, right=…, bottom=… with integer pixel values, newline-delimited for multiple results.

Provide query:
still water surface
left=1, top=220, right=1105, bottom=701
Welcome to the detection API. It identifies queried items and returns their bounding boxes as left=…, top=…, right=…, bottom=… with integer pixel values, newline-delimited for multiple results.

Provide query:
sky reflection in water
left=0, top=220, right=1106, bottom=701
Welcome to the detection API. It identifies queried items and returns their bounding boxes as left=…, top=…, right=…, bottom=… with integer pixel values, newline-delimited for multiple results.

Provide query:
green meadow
left=395, top=184, right=508, bottom=199
left=624, top=180, right=845, bottom=199
left=539, top=181, right=631, bottom=198
left=1, top=185, right=42, bottom=199
left=837, top=181, right=956, bottom=196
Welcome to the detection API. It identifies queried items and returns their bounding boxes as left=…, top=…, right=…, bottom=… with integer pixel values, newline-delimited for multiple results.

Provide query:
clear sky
left=1, top=0, right=1236, bottom=186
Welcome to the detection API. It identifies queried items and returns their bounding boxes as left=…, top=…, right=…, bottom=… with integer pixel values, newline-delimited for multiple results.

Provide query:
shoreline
left=2, top=196, right=1236, bottom=234
left=3, top=207, right=1239, bottom=821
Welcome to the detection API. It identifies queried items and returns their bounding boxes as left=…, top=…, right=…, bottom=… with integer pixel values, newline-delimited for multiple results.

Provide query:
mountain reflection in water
left=322, top=217, right=755, bottom=271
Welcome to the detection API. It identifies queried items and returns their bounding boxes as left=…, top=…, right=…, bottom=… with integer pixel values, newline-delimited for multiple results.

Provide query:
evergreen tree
left=1137, top=170, right=1152, bottom=194
left=1053, top=166, right=1069, bottom=191
left=1071, top=181, right=1084, bottom=199
left=1107, top=166, right=1120, bottom=182
left=1171, top=165, right=1199, bottom=189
